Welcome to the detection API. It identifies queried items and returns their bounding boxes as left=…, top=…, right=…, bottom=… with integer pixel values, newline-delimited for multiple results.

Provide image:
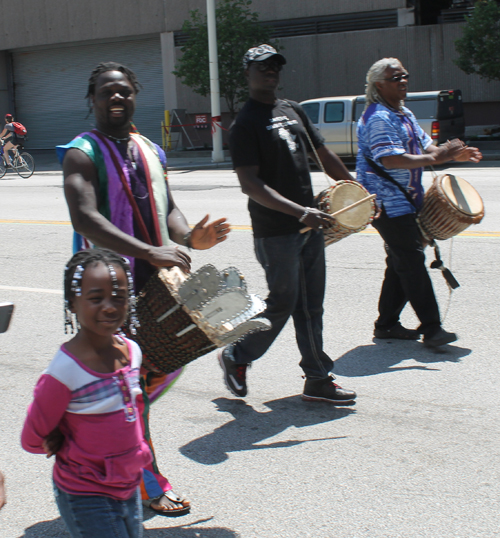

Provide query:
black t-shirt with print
left=229, top=98, right=324, bottom=238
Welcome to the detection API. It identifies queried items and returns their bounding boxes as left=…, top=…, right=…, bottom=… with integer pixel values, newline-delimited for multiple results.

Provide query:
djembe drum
left=133, top=264, right=270, bottom=374
left=316, top=180, right=376, bottom=246
left=418, top=174, right=484, bottom=241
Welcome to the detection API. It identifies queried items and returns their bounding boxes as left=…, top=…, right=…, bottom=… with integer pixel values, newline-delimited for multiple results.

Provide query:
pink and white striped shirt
left=22, top=337, right=152, bottom=500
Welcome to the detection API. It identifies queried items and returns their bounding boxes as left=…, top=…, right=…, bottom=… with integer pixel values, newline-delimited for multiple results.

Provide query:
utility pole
left=207, top=0, right=224, bottom=162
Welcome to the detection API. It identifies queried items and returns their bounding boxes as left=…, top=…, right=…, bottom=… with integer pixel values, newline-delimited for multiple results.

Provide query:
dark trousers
left=232, top=229, right=333, bottom=379
left=371, top=210, right=441, bottom=337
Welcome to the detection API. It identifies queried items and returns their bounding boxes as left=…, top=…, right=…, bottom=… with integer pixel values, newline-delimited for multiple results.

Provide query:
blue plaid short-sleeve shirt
left=355, top=102, right=432, bottom=218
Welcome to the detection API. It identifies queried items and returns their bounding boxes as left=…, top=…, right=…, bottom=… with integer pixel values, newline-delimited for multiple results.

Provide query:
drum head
left=439, top=174, right=484, bottom=216
left=328, top=182, right=374, bottom=228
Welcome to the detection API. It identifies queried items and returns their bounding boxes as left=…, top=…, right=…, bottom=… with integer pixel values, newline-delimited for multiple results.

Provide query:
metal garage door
left=12, top=37, right=164, bottom=149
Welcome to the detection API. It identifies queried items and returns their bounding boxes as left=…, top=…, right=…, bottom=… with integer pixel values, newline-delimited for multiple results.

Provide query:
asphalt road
left=0, top=164, right=499, bottom=537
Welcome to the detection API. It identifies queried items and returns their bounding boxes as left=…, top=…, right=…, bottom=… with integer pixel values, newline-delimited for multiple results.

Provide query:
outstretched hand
left=43, top=427, right=65, bottom=458
left=190, top=215, right=231, bottom=250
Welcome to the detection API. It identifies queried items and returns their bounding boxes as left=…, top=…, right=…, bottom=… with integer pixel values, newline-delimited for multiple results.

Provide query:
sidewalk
left=28, top=141, right=500, bottom=173
left=28, top=149, right=234, bottom=173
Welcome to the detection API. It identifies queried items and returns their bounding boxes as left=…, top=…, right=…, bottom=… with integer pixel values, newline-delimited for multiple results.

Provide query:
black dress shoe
left=302, top=375, right=356, bottom=404
left=423, top=328, right=457, bottom=348
left=374, top=322, right=420, bottom=340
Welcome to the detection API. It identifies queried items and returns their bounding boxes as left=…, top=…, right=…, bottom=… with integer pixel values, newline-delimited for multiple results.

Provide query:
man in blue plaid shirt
left=356, top=57, right=482, bottom=347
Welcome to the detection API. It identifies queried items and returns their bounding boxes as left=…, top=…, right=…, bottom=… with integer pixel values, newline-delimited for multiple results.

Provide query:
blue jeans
left=232, top=229, right=333, bottom=379
left=53, top=483, right=143, bottom=538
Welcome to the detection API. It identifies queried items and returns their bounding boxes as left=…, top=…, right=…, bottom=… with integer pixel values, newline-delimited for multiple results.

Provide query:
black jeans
left=371, top=210, right=441, bottom=337
left=231, top=229, right=333, bottom=379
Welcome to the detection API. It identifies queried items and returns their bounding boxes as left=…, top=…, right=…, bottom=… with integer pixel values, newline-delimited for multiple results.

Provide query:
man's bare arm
left=63, top=148, right=191, bottom=271
left=313, top=145, right=355, bottom=182
left=236, top=165, right=334, bottom=231
left=381, top=139, right=482, bottom=170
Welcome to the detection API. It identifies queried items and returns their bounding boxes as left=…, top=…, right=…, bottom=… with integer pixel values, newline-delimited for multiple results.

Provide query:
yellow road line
left=358, top=229, right=500, bottom=237
left=0, top=219, right=72, bottom=225
left=1, top=219, right=500, bottom=237
left=230, top=224, right=500, bottom=237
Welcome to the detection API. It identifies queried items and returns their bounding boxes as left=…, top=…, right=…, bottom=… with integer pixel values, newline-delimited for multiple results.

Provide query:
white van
left=300, top=90, right=465, bottom=158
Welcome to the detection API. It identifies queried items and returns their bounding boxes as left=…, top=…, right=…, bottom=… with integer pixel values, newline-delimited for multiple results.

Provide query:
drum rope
left=284, top=99, right=334, bottom=188
left=429, top=237, right=459, bottom=323
left=302, top=121, right=335, bottom=188
left=440, top=237, right=455, bottom=323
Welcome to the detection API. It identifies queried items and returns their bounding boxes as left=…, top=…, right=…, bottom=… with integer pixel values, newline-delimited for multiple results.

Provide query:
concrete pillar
left=0, top=51, right=11, bottom=117
left=398, top=8, right=415, bottom=27
left=160, top=32, right=178, bottom=112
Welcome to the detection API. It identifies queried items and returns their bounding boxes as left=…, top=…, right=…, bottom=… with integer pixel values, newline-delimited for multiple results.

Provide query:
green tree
left=454, top=0, right=500, bottom=82
left=173, top=0, right=278, bottom=117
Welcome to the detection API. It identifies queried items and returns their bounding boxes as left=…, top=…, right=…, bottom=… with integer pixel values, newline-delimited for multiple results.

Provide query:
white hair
left=364, top=57, right=404, bottom=110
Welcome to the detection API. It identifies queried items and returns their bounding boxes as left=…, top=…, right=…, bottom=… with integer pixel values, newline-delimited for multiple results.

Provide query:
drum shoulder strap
left=284, top=99, right=318, bottom=151
left=364, top=156, right=417, bottom=210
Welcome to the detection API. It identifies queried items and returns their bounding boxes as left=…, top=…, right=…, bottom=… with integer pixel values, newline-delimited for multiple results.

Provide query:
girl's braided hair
left=64, top=248, right=139, bottom=335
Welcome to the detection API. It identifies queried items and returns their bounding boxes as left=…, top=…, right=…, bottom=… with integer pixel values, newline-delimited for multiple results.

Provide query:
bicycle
left=0, top=141, right=35, bottom=179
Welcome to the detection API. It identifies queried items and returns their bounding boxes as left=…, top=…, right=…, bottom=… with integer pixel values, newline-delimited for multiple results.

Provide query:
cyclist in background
left=1, top=114, right=26, bottom=167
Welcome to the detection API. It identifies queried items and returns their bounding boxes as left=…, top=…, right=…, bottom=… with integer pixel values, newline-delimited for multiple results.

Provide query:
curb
left=21, top=153, right=500, bottom=174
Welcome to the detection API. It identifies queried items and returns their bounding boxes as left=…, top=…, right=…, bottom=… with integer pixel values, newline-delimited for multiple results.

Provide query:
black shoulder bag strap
left=364, top=155, right=417, bottom=209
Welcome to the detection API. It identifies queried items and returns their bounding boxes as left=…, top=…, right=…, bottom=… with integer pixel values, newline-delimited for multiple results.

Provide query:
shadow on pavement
left=20, top=517, right=239, bottom=537
left=180, top=395, right=354, bottom=465
left=333, top=341, right=472, bottom=377
left=20, top=517, right=69, bottom=537
left=144, top=518, right=239, bottom=537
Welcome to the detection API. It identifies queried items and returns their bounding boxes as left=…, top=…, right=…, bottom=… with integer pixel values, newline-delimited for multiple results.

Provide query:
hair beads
left=63, top=249, right=139, bottom=335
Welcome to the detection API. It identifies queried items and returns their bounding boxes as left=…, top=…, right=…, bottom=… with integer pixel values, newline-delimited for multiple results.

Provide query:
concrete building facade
left=0, top=0, right=497, bottom=148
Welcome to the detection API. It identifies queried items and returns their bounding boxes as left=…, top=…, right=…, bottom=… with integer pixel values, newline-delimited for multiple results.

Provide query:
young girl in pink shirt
left=22, top=248, right=151, bottom=538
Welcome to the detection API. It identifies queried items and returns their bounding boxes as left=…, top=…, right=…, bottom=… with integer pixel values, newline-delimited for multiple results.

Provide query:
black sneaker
left=218, top=347, right=249, bottom=397
left=374, top=322, right=420, bottom=340
left=302, top=375, right=356, bottom=404
left=423, top=328, right=457, bottom=348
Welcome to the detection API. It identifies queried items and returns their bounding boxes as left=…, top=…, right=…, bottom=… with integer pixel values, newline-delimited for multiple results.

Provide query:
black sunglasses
left=384, top=73, right=410, bottom=83
left=253, top=60, right=283, bottom=72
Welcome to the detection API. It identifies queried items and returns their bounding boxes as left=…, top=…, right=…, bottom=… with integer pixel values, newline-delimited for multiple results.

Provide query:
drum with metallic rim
left=133, top=265, right=270, bottom=374
left=316, top=180, right=376, bottom=246
left=418, top=174, right=484, bottom=241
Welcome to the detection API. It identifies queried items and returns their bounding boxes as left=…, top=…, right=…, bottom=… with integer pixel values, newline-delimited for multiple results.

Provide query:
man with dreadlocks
left=57, top=62, right=230, bottom=515
left=356, top=57, right=482, bottom=347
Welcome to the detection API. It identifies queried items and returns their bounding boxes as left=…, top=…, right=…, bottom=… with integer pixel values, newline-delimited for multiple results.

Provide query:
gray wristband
left=183, top=230, right=193, bottom=250
left=298, top=207, right=312, bottom=223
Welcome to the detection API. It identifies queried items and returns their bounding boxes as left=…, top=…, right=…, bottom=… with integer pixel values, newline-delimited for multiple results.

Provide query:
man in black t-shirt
left=218, top=44, right=358, bottom=403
